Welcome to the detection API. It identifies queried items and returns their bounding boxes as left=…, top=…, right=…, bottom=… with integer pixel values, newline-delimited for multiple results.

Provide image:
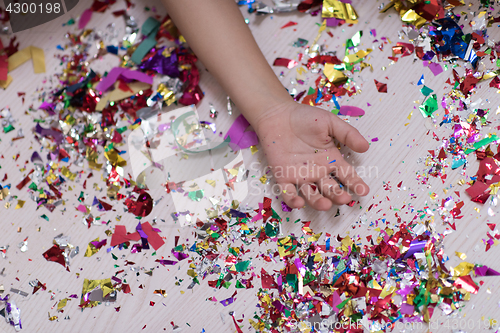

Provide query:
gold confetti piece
left=80, top=278, right=115, bottom=308
left=0, top=75, right=13, bottom=89
left=61, top=167, right=77, bottom=181
left=157, top=83, right=176, bottom=106
left=307, top=232, right=322, bottom=243
left=343, top=49, right=372, bottom=64
left=57, top=298, right=68, bottom=311
left=84, top=238, right=101, bottom=257
left=48, top=313, right=58, bottom=321
left=250, top=145, right=258, bottom=155
left=0, top=188, right=9, bottom=200
left=452, top=262, right=475, bottom=277
left=401, top=9, right=427, bottom=28
left=95, top=81, right=151, bottom=111
left=17, top=227, right=22, bottom=233
left=8, top=46, right=46, bottom=73
left=455, top=251, right=467, bottom=260
left=227, top=168, right=239, bottom=177
left=379, top=285, right=396, bottom=299
left=322, top=0, right=358, bottom=22
left=15, top=200, right=25, bottom=209
left=311, top=20, right=326, bottom=46
left=323, top=64, right=347, bottom=84
left=296, top=67, right=306, bottom=75
left=104, top=149, right=127, bottom=167
left=259, top=175, right=268, bottom=184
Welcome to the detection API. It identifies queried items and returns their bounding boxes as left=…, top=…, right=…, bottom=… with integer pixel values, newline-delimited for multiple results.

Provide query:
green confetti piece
left=228, top=248, right=238, bottom=257
left=111, top=253, right=118, bottom=260
left=188, top=189, right=204, bottom=201
left=464, top=134, right=500, bottom=154
left=265, top=223, right=277, bottom=237
left=131, top=17, right=161, bottom=64
left=337, top=296, right=352, bottom=309
left=304, top=271, right=316, bottom=284
left=420, top=85, right=434, bottom=96
left=346, top=31, right=362, bottom=50
left=419, top=94, right=438, bottom=117
left=307, top=87, right=316, bottom=95
left=3, top=124, right=15, bottom=133
left=116, top=126, right=128, bottom=134
left=293, top=38, right=308, bottom=47
left=40, top=214, right=49, bottom=221
left=331, top=108, right=340, bottom=115
left=234, top=260, right=251, bottom=272
left=286, top=274, right=297, bottom=292
left=235, top=280, right=245, bottom=289
left=104, top=143, right=114, bottom=152
left=28, top=182, right=37, bottom=191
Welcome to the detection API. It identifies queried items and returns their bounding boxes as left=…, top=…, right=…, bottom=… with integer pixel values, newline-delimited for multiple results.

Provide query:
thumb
left=328, top=112, right=369, bottom=153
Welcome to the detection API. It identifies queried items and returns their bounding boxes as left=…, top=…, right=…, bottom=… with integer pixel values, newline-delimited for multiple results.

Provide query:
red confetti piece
left=374, top=79, right=387, bottom=93
left=273, top=58, right=298, bottom=69
left=280, top=21, right=297, bottom=29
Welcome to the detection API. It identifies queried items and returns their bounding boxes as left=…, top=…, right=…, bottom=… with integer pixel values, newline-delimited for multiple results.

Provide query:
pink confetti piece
left=338, top=105, right=365, bottom=117
left=79, top=9, right=93, bottom=30
left=428, top=62, right=443, bottom=76
left=224, top=114, right=259, bottom=150
left=95, top=67, right=154, bottom=93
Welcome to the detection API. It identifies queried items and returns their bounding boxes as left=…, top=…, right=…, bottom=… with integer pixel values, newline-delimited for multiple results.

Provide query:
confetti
left=374, top=79, right=387, bottom=93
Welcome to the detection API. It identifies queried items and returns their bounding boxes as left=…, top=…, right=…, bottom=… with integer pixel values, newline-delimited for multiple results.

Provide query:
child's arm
left=162, top=0, right=370, bottom=211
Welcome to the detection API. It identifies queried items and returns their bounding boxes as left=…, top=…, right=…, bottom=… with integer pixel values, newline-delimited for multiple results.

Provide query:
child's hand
left=254, top=101, right=370, bottom=211
left=162, top=0, right=369, bottom=212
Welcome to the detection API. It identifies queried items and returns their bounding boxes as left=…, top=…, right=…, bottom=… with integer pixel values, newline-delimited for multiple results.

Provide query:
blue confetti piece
left=315, top=88, right=323, bottom=104
left=329, top=159, right=336, bottom=164
left=331, top=94, right=340, bottom=110
left=106, top=45, right=119, bottom=55
left=417, top=74, right=424, bottom=86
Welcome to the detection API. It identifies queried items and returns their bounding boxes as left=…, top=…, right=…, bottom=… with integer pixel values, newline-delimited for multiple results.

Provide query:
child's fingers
left=318, top=178, right=352, bottom=205
left=329, top=159, right=370, bottom=196
left=299, top=183, right=332, bottom=211
left=279, top=182, right=304, bottom=209
left=328, top=112, right=369, bottom=153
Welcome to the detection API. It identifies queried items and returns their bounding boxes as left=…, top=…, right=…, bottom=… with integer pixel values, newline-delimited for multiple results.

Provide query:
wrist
left=242, top=96, right=296, bottom=136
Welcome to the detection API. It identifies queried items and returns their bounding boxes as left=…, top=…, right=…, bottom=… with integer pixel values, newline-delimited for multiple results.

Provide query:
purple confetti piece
left=281, top=201, right=293, bottom=212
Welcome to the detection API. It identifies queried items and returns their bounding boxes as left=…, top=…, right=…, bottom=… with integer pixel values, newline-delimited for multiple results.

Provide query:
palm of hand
left=255, top=102, right=369, bottom=211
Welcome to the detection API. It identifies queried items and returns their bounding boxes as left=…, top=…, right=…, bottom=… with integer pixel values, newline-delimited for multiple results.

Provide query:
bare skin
left=162, top=0, right=370, bottom=211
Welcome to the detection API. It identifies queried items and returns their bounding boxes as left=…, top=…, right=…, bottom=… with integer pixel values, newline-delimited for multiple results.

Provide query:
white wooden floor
left=0, top=0, right=499, bottom=332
